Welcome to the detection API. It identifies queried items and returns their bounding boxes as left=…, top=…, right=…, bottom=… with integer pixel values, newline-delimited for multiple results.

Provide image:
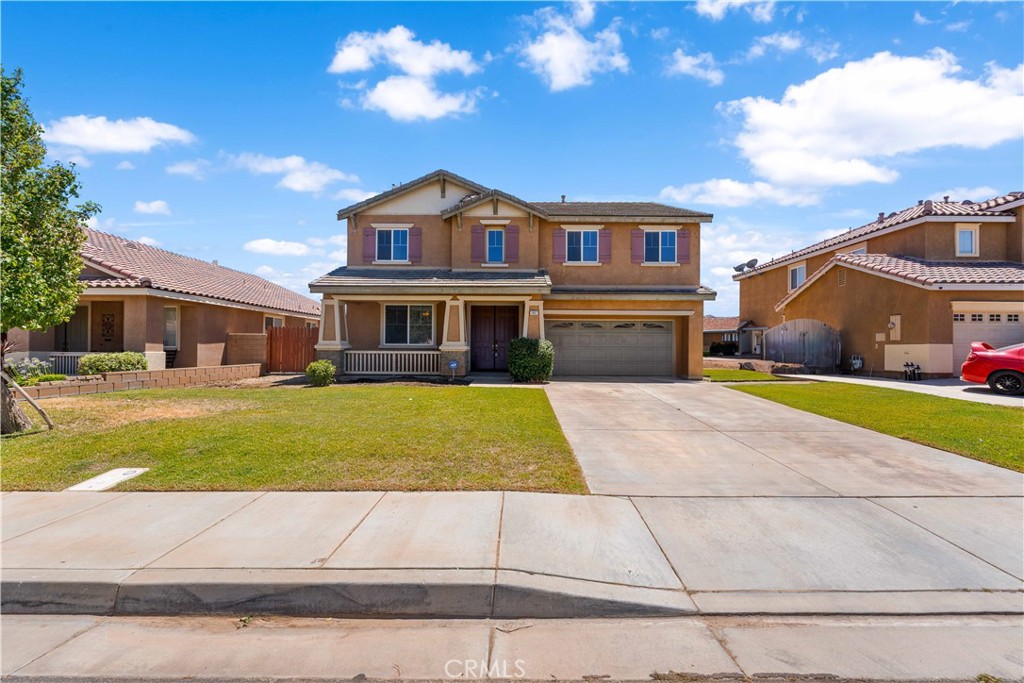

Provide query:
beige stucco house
left=735, top=192, right=1024, bottom=377
left=310, top=169, right=715, bottom=378
left=8, top=228, right=321, bottom=374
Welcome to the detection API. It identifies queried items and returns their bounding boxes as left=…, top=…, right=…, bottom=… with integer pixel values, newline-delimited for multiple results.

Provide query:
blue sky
left=3, top=0, right=1022, bottom=314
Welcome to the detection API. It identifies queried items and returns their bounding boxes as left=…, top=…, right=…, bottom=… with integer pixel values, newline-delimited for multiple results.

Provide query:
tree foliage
left=1, top=67, right=99, bottom=334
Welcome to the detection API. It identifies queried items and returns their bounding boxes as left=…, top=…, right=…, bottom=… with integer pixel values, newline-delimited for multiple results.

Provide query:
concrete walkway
left=778, top=372, right=1024, bottom=406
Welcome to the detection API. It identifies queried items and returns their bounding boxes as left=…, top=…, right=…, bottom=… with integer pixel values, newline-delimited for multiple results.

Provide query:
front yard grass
left=731, top=382, right=1024, bottom=472
left=703, top=368, right=781, bottom=382
left=0, top=386, right=587, bottom=493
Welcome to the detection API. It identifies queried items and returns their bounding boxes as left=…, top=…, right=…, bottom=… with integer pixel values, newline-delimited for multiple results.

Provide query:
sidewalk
left=3, top=490, right=1021, bottom=619
left=778, top=372, right=1024, bottom=406
left=5, top=614, right=1022, bottom=681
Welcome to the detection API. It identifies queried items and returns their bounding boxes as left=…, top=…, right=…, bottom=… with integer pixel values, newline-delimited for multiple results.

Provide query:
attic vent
left=838, top=268, right=847, bottom=287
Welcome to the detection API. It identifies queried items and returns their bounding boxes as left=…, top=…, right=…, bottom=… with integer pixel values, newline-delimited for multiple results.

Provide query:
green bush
left=77, top=352, right=148, bottom=375
left=24, top=373, right=67, bottom=386
left=508, top=337, right=555, bottom=383
left=306, top=359, right=336, bottom=387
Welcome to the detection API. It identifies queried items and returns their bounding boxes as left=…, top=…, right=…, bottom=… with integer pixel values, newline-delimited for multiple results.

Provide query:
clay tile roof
left=737, top=191, right=1022, bottom=278
left=835, top=254, right=1024, bottom=285
left=80, top=229, right=321, bottom=317
left=703, top=315, right=747, bottom=332
left=532, top=201, right=712, bottom=219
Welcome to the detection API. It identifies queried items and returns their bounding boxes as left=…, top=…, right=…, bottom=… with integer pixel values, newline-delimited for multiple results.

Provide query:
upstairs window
left=566, top=229, right=599, bottom=263
left=789, top=264, right=807, bottom=291
left=377, top=228, right=409, bottom=262
left=487, top=229, right=504, bottom=264
left=956, top=226, right=979, bottom=257
left=644, top=230, right=676, bottom=264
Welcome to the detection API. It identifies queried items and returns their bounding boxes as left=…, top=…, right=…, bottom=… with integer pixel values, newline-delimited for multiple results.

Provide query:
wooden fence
left=267, top=326, right=318, bottom=373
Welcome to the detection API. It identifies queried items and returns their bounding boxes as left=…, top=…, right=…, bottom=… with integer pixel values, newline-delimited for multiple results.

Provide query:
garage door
left=545, top=320, right=674, bottom=376
left=952, top=311, right=1024, bottom=365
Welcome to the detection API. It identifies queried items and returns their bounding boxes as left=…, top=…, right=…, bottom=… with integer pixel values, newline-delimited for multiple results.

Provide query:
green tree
left=1, top=67, right=99, bottom=433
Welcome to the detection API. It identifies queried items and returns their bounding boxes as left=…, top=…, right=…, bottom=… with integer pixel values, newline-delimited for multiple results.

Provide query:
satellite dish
left=733, top=263, right=747, bottom=273
left=745, top=258, right=758, bottom=269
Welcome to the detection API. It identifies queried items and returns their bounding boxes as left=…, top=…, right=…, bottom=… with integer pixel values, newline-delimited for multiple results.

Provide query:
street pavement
left=2, top=380, right=1022, bottom=680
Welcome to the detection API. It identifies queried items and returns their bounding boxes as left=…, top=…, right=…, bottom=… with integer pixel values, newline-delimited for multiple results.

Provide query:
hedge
left=76, top=352, right=148, bottom=375
left=305, top=359, right=336, bottom=386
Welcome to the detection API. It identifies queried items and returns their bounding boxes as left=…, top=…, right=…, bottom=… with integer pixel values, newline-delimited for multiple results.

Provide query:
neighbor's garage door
left=545, top=320, right=674, bottom=376
left=953, top=311, right=1024, bottom=365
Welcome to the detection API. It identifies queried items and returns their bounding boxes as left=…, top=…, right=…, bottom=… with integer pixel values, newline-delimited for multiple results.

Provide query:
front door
left=470, top=306, right=519, bottom=371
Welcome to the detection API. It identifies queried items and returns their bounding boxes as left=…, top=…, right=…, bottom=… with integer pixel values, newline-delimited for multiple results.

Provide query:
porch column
left=438, top=297, right=469, bottom=376
left=315, top=297, right=349, bottom=374
left=524, top=300, right=545, bottom=339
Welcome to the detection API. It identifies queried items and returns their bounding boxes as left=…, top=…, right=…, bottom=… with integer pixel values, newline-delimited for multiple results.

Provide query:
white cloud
left=327, top=25, right=485, bottom=122
left=332, top=188, right=378, bottom=203
left=328, top=25, right=479, bottom=79
left=650, top=27, right=671, bottom=41
left=229, top=153, right=357, bottom=193
left=695, top=0, right=776, bottom=23
left=137, top=236, right=161, bottom=247
left=660, top=179, right=820, bottom=207
left=43, top=115, right=195, bottom=153
left=166, top=158, right=211, bottom=179
left=746, top=32, right=803, bottom=60
left=722, top=49, right=1024, bottom=188
left=666, top=49, right=724, bottom=86
left=945, top=20, right=971, bottom=32
left=250, top=261, right=340, bottom=297
left=85, top=216, right=128, bottom=234
left=133, top=200, right=171, bottom=215
left=520, top=5, right=629, bottom=92
left=115, top=160, right=135, bottom=171
left=362, top=76, right=482, bottom=121
left=243, top=239, right=314, bottom=257
left=913, top=11, right=934, bottom=25
left=65, top=154, right=92, bottom=167
left=806, top=40, right=840, bottom=64
left=572, top=0, right=597, bottom=28
left=928, top=186, right=1000, bottom=202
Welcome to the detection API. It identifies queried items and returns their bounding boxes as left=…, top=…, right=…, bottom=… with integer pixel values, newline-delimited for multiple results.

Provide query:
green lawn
left=703, top=368, right=782, bottom=382
left=731, top=382, right=1024, bottom=472
left=1, top=386, right=587, bottom=493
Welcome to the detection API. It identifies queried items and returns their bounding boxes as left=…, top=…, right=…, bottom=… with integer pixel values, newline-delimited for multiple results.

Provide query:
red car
left=961, top=342, right=1024, bottom=395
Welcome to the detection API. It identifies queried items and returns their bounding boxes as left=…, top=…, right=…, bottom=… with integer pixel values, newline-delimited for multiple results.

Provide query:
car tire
left=987, top=370, right=1024, bottom=396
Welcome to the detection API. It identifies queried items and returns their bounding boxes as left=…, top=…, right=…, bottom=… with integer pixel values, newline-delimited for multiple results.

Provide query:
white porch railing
left=48, top=352, right=90, bottom=376
left=344, top=350, right=441, bottom=375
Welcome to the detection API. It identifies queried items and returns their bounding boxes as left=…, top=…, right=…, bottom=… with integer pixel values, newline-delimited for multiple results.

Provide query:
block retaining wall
left=16, top=364, right=263, bottom=400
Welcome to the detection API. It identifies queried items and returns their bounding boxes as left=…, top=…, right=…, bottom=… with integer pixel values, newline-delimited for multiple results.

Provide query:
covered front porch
left=315, top=294, right=548, bottom=377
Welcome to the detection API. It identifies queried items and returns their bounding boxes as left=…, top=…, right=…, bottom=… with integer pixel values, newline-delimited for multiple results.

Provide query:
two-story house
left=734, top=192, right=1024, bottom=377
left=309, top=169, right=715, bottom=378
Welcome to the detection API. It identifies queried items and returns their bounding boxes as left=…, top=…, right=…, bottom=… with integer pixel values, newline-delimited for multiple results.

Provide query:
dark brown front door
left=470, top=306, right=518, bottom=371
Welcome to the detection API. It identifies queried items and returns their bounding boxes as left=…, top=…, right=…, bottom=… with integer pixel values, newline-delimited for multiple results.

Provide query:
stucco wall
left=352, top=214, right=450, bottom=267
left=538, top=221, right=701, bottom=287
left=451, top=217, right=541, bottom=270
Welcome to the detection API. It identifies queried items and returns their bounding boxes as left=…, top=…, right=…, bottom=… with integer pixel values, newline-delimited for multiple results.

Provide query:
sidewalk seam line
left=316, top=491, right=387, bottom=568
left=5, top=617, right=103, bottom=676
left=490, top=491, right=506, bottom=618
left=2, top=492, right=130, bottom=544
left=629, top=496, right=689, bottom=593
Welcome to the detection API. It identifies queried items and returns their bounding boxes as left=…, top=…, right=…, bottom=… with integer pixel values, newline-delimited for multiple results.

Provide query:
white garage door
left=545, top=320, right=674, bottom=376
left=952, top=311, right=1024, bottom=364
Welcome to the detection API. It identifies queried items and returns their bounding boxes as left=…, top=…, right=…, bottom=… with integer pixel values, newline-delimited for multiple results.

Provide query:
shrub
left=306, top=359, right=336, bottom=387
left=77, top=352, right=148, bottom=375
left=24, top=373, right=67, bottom=386
left=4, top=357, right=53, bottom=381
left=508, top=337, right=555, bottom=383
left=709, top=341, right=739, bottom=356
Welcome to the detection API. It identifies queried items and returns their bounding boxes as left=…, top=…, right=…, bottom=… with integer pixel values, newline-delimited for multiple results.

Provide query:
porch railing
left=48, top=352, right=90, bottom=376
left=344, top=350, right=441, bottom=375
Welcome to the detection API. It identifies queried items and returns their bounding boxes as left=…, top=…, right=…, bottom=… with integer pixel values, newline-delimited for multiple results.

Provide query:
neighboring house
left=702, top=315, right=753, bottom=353
left=735, top=192, right=1024, bottom=377
left=309, top=169, right=715, bottom=378
left=7, top=228, right=321, bottom=373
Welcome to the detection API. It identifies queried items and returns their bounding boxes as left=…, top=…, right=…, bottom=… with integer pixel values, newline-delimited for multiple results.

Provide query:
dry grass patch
left=44, top=396, right=253, bottom=434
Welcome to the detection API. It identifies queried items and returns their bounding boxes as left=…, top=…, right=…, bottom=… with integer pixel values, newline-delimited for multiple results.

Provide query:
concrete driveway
left=544, top=379, right=1022, bottom=497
